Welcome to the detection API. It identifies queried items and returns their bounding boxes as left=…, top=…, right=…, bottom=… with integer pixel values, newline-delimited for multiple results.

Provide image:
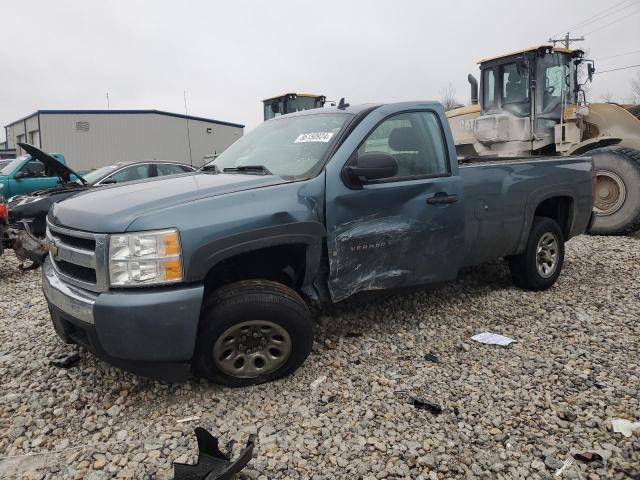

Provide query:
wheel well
left=534, top=196, right=574, bottom=239
left=202, top=244, right=307, bottom=298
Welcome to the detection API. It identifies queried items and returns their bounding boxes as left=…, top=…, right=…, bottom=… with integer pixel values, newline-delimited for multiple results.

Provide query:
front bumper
left=42, top=256, right=204, bottom=382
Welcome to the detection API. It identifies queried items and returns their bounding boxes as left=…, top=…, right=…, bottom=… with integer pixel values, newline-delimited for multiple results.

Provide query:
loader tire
left=587, top=147, right=640, bottom=235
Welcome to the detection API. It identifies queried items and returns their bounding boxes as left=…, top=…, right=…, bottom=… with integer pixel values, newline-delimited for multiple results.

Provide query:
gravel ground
left=1, top=234, right=639, bottom=480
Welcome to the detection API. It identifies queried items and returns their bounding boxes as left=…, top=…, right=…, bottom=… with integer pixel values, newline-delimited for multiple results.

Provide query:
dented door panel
left=324, top=102, right=465, bottom=302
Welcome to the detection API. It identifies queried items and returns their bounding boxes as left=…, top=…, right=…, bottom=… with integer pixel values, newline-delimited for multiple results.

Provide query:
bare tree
left=439, top=83, right=461, bottom=111
left=600, top=91, right=615, bottom=103
left=631, top=72, right=640, bottom=104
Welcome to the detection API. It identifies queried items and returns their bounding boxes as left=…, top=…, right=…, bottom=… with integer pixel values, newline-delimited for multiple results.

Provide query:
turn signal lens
left=163, top=232, right=180, bottom=256
left=162, top=259, right=183, bottom=281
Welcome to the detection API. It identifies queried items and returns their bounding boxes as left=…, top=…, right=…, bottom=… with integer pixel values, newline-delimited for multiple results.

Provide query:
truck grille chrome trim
left=43, top=257, right=97, bottom=324
left=46, top=218, right=109, bottom=293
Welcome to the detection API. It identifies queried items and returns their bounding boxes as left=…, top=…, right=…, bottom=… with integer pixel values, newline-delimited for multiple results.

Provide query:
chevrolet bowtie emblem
left=48, top=240, right=59, bottom=257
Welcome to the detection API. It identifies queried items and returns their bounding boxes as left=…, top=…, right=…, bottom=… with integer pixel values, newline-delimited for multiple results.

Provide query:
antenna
left=183, top=90, right=193, bottom=166
left=106, top=92, right=110, bottom=110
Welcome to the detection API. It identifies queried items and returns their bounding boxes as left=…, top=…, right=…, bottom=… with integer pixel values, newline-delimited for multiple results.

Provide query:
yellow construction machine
left=262, top=93, right=326, bottom=121
left=447, top=45, right=640, bottom=235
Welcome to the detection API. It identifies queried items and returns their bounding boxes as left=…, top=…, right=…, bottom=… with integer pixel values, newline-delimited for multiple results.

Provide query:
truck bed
left=458, top=155, right=592, bottom=268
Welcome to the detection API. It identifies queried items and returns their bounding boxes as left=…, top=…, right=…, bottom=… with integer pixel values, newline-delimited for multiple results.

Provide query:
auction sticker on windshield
left=294, top=132, right=334, bottom=143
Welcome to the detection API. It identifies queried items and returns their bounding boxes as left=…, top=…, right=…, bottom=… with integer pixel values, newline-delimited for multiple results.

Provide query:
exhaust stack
left=468, top=74, right=478, bottom=105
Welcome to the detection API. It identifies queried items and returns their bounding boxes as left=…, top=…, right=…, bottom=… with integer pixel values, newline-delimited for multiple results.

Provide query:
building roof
left=5, top=109, right=244, bottom=129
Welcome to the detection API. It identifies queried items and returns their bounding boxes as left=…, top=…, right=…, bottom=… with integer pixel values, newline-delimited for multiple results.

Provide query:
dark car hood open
left=17, top=142, right=86, bottom=185
left=50, top=172, right=290, bottom=232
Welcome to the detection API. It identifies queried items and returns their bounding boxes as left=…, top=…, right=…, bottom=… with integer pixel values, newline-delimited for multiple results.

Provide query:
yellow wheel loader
left=263, top=93, right=326, bottom=121
left=447, top=45, right=640, bottom=235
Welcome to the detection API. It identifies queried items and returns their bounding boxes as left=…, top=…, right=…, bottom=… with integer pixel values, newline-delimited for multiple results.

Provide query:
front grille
left=55, top=232, right=96, bottom=251
left=54, top=259, right=97, bottom=283
left=46, top=219, right=108, bottom=292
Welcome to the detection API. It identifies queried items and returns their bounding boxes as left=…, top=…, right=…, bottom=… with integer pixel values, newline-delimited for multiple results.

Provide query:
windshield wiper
left=222, top=165, right=272, bottom=175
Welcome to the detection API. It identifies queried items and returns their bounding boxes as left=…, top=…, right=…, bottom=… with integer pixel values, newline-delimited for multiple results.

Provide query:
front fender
left=567, top=136, right=621, bottom=155
left=185, top=221, right=325, bottom=287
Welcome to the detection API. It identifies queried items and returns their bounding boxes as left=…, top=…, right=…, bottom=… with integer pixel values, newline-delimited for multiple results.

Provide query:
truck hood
left=18, top=142, right=86, bottom=184
left=49, top=172, right=290, bottom=232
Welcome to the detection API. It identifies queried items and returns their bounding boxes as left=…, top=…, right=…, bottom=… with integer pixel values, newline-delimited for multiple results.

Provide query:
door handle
left=426, top=192, right=458, bottom=205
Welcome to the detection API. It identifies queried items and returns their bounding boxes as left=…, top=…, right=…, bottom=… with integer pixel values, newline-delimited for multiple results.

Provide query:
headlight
left=108, top=229, right=183, bottom=286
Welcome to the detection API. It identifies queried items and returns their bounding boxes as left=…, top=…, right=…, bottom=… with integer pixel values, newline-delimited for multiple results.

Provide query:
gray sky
left=2, top=0, right=639, bottom=138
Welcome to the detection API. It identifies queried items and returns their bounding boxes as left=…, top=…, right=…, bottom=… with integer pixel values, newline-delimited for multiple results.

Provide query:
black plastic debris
left=573, top=451, right=603, bottom=463
left=50, top=353, right=81, bottom=369
left=394, top=390, right=443, bottom=415
left=423, top=353, right=439, bottom=363
left=411, top=397, right=443, bottom=415
left=173, top=427, right=255, bottom=480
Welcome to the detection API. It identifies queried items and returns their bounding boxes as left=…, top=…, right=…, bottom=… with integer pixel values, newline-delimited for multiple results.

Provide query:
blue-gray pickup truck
left=42, top=101, right=594, bottom=385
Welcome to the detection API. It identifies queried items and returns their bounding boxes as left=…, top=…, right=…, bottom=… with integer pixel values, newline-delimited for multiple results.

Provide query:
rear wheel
left=587, top=147, right=640, bottom=235
left=509, top=217, right=565, bottom=291
left=193, top=280, right=313, bottom=387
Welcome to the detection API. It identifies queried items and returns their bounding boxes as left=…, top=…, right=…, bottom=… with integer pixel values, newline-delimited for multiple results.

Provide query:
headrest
left=388, top=127, right=420, bottom=151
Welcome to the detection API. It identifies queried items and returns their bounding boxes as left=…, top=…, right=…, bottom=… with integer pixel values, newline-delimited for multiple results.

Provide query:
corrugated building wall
left=5, top=110, right=244, bottom=171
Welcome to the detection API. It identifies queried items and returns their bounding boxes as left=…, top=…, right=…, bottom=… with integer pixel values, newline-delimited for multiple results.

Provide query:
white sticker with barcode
left=294, top=132, right=334, bottom=143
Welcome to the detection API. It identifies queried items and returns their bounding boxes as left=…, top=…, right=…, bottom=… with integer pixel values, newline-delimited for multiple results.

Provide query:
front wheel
left=193, top=280, right=313, bottom=387
left=509, top=217, right=565, bottom=291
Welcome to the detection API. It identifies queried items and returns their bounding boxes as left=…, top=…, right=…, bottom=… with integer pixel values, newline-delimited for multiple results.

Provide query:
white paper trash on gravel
left=611, top=418, right=640, bottom=437
left=471, top=332, right=514, bottom=346
left=310, top=375, right=327, bottom=391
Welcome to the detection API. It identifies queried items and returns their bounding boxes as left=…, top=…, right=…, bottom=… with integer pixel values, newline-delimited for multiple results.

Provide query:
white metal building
left=4, top=110, right=244, bottom=170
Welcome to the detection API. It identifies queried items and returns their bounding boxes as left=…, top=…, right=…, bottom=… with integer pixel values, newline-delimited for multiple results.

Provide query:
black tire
left=509, top=217, right=565, bottom=291
left=193, top=280, right=313, bottom=387
left=586, top=147, right=640, bottom=235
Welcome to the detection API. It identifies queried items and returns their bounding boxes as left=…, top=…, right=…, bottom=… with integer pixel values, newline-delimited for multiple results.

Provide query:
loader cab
left=475, top=46, right=582, bottom=152
left=263, top=93, right=327, bottom=121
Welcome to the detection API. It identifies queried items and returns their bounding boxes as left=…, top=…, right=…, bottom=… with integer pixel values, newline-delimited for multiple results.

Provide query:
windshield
left=207, top=113, right=352, bottom=179
left=0, top=156, right=28, bottom=176
left=81, top=165, right=119, bottom=184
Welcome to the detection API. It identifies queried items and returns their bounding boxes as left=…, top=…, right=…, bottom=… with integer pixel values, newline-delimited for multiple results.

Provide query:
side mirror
left=587, top=63, right=595, bottom=83
left=13, top=171, right=28, bottom=180
left=101, top=178, right=117, bottom=185
left=345, top=152, right=398, bottom=184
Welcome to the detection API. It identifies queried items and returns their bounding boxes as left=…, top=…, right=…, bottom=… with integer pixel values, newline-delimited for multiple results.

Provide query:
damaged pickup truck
left=42, top=101, right=594, bottom=385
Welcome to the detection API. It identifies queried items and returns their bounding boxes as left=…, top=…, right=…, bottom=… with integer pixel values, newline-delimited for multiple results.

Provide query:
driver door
left=324, top=104, right=465, bottom=302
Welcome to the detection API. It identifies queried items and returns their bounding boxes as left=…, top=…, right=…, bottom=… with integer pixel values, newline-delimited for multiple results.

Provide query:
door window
left=500, top=62, right=530, bottom=117
left=105, top=165, right=151, bottom=183
left=357, top=111, right=449, bottom=180
left=19, top=160, right=45, bottom=177
left=156, top=164, right=190, bottom=176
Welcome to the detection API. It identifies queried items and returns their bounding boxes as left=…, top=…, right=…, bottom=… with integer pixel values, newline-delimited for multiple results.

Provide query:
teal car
left=0, top=152, right=69, bottom=200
